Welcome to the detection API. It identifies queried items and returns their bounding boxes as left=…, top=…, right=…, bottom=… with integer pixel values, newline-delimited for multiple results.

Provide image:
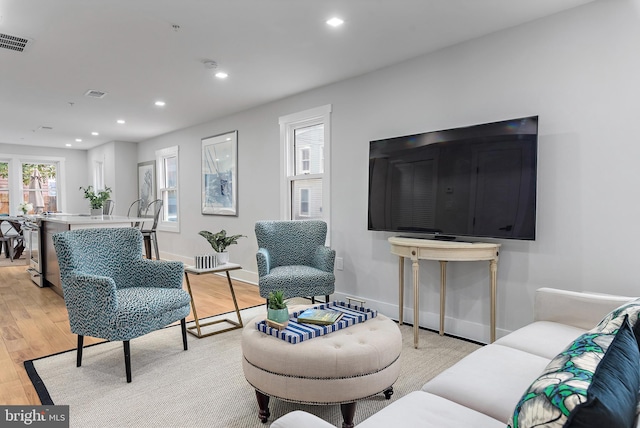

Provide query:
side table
left=184, top=263, right=244, bottom=338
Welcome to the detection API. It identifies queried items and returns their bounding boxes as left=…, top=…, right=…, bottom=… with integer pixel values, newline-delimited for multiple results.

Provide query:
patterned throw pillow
left=594, top=298, right=640, bottom=339
left=508, top=315, right=640, bottom=428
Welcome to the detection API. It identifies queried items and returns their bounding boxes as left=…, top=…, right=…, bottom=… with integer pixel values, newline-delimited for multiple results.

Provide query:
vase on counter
left=90, top=208, right=103, bottom=217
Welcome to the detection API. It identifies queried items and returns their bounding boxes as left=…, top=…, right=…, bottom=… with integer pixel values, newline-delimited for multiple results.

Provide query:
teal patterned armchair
left=255, top=220, right=335, bottom=303
left=52, top=227, right=191, bottom=383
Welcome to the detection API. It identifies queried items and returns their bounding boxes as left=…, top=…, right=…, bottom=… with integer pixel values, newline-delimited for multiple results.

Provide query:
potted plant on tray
left=267, top=290, right=289, bottom=327
left=79, top=185, right=112, bottom=217
left=198, top=229, right=245, bottom=265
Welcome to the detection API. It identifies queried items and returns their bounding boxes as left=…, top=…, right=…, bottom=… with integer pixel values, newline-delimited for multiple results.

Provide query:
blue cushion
left=566, top=315, right=640, bottom=428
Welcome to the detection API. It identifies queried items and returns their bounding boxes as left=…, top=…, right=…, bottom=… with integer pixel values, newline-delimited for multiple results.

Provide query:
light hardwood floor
left=0, top=263, right=264, bottom=405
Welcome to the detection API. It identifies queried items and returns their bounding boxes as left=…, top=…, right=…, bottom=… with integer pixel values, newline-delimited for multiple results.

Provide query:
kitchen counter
left=35, top=214, right=149, bottom=226
left=39, top=215, right=150, bottom=296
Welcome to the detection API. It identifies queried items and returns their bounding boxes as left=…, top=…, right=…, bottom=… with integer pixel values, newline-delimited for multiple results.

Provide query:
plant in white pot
left=79, top=185, right=112, bottom=216
left=198, top=229, right=245, bottom=265
left=267, top=290, right=289, bottom=327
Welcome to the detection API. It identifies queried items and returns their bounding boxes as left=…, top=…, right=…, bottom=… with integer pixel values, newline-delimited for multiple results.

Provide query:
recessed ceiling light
left=65, top=143, right=72, bottom=147
left=117, top=119, right=125, bottom=124
left=215, top=72, right=228, bottom=79
left=155, top=101, right=166, bottom=107
left=91, top=131, right=99, bottom=136
left=326, top=17, right=344, bottom=27
left=75, top=138, right=82, bottom=142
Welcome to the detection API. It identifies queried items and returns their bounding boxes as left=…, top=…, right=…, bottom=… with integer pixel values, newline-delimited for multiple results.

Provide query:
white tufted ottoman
left=242, top=308, right=402, bottom=428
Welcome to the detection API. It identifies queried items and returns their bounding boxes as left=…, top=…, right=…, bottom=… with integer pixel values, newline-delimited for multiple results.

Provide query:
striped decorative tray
left=255, top=301, right=378, bottom=344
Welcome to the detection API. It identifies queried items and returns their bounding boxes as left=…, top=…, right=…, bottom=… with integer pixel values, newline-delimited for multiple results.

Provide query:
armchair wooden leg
left=181, top=318, right=188, bottom=350
left=325, top=295, right=329, bottom=303
left=123, top=340, right=132, bottom=383
left=76, top=335, right=84, bottom=367
left=311, top=296, right=316, bottom=304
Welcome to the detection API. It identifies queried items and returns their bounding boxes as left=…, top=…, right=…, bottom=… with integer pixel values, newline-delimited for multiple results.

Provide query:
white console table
left=388, top=236, right=501, bottom=348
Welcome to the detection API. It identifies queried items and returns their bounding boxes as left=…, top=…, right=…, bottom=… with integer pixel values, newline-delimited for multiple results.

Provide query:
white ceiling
left=0, top=0, right=595, bottom=149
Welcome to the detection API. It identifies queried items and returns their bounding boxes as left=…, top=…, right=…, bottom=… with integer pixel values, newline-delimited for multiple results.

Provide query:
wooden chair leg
left=123, top=340, right=132, bottom=383
left=325, top=294, right=329, bottom=303
left=77, top=335, right=84, bottom=367
left=181, top=318, right=188, bottom=350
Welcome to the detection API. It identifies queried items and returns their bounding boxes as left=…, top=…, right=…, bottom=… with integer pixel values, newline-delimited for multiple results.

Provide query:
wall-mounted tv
left=368, top=116, right=538, bottom=240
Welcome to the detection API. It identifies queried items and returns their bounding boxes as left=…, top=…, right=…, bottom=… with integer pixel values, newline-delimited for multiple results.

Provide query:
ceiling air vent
left=0, top=33, right=30, bottom=53
left=84, top=89, right=108, bottom=99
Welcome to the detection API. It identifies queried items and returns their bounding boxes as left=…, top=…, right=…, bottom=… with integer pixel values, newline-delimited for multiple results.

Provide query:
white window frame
left=155, top=145, right=179, bottom=232
left=279, top=104, right=331, bottom=236
left=93, top=160, right=104, bottom=191
left=0, top=154, right=66, bottom=215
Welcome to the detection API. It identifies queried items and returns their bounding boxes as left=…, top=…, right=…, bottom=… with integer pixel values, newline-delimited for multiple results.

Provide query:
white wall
left=138, top=0, right=640, bottom=343
left=87, top=141, right=138, bottom=216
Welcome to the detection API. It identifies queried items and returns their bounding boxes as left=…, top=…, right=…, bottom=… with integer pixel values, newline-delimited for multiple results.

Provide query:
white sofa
left=271, top=288, right=635, bottom=428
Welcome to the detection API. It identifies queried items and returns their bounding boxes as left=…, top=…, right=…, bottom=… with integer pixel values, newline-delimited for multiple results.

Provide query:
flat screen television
left=368, top=116, right=538, bottom=240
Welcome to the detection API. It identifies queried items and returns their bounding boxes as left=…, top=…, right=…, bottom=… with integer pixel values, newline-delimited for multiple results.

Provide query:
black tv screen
left=368, top=116, right=538, bottom=240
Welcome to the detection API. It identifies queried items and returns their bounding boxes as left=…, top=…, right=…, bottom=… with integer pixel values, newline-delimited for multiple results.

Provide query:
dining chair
left=52, top=227, right=190, bottom=383
left=0, top=220, right=23, bottom=262
left=103, top=199, right=115, bottom=215
left=127, top=199, right=144, bottom=228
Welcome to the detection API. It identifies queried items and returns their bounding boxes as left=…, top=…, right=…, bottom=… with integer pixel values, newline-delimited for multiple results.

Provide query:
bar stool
left=140, top=199, right=162, bottom=260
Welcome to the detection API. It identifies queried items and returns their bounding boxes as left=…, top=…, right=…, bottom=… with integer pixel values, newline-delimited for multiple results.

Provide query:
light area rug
left=25, top=305, right=481, bottom=428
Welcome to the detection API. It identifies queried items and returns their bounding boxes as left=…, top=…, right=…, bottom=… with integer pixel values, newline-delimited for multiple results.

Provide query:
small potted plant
left=79, top=185, right=112, bottom=216
left=198, top=229, right=245, bottom=265
left=267, top=290, right=289, bottom=327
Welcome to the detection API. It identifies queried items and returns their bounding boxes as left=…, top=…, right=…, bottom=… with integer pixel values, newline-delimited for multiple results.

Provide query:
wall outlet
left=335, top=257, right=344, bottom=270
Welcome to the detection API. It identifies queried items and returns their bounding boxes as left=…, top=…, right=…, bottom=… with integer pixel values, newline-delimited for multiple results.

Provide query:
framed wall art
left=137, top=160, right=156, bottom=216
left=201, top=130, right=238, bottom=216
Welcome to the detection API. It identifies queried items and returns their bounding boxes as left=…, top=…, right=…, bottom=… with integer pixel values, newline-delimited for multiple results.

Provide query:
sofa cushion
left=508, top=315, right=640, bottom=428
left=422, top=344, right=550, bottom=423
left=357, top=391, right=504, bottom=428
left=494, top=321, right=586, bottom=360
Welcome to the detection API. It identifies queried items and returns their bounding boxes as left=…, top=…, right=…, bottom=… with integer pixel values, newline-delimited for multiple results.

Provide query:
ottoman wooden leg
left=384, top=386, right=394, bottom=399
left=255, top=390, right=270, bottom=423
left=340, top=402, right=356, bottom=428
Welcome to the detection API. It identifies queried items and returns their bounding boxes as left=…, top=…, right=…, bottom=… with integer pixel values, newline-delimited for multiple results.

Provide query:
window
left=300, top=147, right=310, bottom=173
left=280, top=105, right=331, bottom=228
left=0, top=161, right=8, bottom=215
left=156, top=146, right=179, bottom=232
left=0, top=155, right=64, bottom=215
left=93, top=161, right=104, bottom=190
left=22, top=163, right=58, bottom=214
left=299, top=188, right=310, bottom=216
